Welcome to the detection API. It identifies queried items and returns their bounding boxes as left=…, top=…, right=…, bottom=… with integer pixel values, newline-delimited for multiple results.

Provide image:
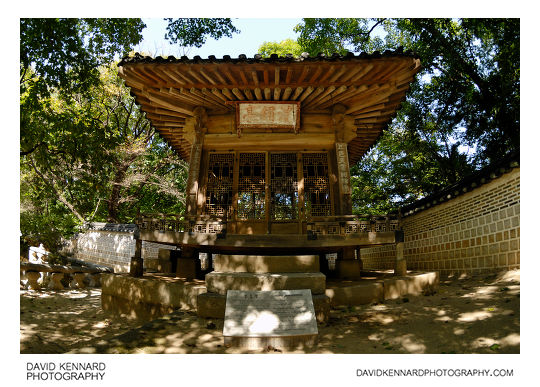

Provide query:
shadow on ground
left=20, top=270, right=520, bottom=354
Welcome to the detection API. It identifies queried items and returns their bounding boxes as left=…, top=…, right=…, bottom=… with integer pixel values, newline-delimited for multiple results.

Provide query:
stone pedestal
left=72, top=273, right=87, bottom=289
left=334, top=247, right=362, bottom=279
left=25, top=271, right=41, bottom=290
left=176, top=247, right=198, bottom=280
left=176, top=258, right=197, bottom=280
left=197, top=254, right=330, bottom=324
left=130, top=238, right=143, bottom=277
left=335, top=260, right=363, bottom=279
left=130, top=257, right=144, bottom=277
left=48, top=272, right=65, bottom=290
left=394, top=242, right=407, bottom=276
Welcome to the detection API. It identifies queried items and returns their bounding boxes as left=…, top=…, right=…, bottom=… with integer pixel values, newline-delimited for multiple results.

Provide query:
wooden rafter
left=117, top=52, right=421, bottom=163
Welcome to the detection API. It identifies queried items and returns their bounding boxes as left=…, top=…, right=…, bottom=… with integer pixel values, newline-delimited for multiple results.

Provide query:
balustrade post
left=130, top=237, right=143, bottom=277
left=394, top=230, right=407, bottom=276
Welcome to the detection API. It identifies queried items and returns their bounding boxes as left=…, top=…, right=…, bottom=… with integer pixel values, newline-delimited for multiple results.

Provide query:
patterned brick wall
left=360, top=168, right=520, bottom=276
left=74, top=230, right=176, bottom=273
left=142, top=242, right=178, bottom=261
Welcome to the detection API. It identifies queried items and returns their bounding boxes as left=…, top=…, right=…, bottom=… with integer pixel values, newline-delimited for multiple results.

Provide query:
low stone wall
left=361, top=167, right=520, bottom=276
left=101, top=274, right=206, bottom=320
left=72, top=223, right=177, bottom=273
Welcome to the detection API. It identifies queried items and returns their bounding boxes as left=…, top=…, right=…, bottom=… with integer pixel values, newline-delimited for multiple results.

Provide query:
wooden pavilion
left=117, top=48, right=421, bottom=280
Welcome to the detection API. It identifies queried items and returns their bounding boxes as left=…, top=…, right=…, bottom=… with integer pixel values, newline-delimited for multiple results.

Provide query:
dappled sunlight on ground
left=20, top=270, right=519, bottom=354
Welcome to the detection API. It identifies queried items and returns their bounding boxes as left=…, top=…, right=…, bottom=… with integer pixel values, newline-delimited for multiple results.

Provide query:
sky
left=135, top=18, right=302, bottom=59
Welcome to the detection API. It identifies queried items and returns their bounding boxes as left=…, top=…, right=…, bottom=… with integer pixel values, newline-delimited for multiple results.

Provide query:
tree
left=20, top=64, right=188, bottom=249
left=295, top=18, right=389, bottom=56
left=294, top=18, right=519, bottom=213
left=20, top=18, right=237, bottom=250
left=257, top=39, right=303, bottom=57
left=21, top=18, right=239, bottom=157
left=164, top=18, right=239, bottom=48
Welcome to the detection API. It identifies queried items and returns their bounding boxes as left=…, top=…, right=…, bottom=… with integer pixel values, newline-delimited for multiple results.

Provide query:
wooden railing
left=136, top=214, right=227, bottom=236
left=136, top=213, right=400, bottom=238
left=306, top=214, right=401, bottom=237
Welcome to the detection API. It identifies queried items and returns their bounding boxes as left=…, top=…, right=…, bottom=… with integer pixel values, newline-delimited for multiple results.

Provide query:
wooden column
left=297, top=152, right=305, bottom=233
left=333, top=104, right=353, bottom=215
left=356, top=247, right=364, bottom=272
left=335, top=142, right=353, bottom=215
left=232, top=151, right=240, bottom=225
left=265, top=151, right=271, bottom=234
left=185, top=107, right=207, bottom=216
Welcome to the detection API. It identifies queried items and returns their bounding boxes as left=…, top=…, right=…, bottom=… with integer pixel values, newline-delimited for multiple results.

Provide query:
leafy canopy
left=20, top=18, right=237, bottom=250
left=294, top=18, right=519, bottom=214
left=164, top=18, right=239, bottom=48
left=257, top=39, right=303, bottom=57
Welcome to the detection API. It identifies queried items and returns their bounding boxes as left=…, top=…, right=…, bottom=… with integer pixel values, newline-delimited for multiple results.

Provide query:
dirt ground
left=20, top=270, right=520, bottom=354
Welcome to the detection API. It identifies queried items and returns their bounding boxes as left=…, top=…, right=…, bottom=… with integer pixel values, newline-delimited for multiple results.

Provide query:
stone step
left=205, top=272, right=326, bottom=295
left=213, top=254, right=319, bottom=273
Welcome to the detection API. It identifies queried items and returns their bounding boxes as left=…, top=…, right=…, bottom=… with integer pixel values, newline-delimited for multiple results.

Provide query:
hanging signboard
left=228, top=101, right=301, bottom=136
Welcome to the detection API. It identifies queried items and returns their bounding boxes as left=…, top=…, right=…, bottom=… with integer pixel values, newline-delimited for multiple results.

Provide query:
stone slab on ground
left=223, top=289, right=318, bottom=350
left=326, top=281, right=384, bottom=306
left=197, top=291, right=330, bottom=323
left=326, top=271, right=440, bottom=306
left=205, top=272, right=326, bottom=295
left=383, top=272, right=439, bottom=299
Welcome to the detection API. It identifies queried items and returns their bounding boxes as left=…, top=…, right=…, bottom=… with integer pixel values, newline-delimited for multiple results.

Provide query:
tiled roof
left=118, top=47, right=420, bottom=66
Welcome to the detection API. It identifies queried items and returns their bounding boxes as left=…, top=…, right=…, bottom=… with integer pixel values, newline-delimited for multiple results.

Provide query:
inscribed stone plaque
left=223, top=289, right=318, bottom=349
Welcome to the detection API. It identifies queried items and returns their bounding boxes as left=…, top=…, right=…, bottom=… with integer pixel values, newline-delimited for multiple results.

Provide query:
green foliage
left=20, top=18, right=145, bottom=94
left=295, top=18, right=519, bottom=212
left=295, top=18, right=390, bottom=56
left=164, top=18, right=239, bottom=48
left=20, top=18, right=240, bottom=250
left=20, top=64, right=189, bottom=249
left=19, top=18, right=238, bottom=250
left=257, top=39, right=303, bottom=57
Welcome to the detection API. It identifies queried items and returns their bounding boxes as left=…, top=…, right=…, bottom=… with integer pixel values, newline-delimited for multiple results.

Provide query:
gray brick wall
left=361, top=167, right=520, bottom=276
left=73, top=230, right=177, bottom=273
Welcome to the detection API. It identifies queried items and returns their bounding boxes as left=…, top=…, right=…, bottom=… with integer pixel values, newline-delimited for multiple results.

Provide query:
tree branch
left=28, top=157, right=86, bottom=223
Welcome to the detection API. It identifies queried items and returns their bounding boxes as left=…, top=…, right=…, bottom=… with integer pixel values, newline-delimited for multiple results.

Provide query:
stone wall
left=360, top=167, right=520, bottom=276
left=73, top=224, right=177, bottom=273
left=74, top=229, right=135, bottom=273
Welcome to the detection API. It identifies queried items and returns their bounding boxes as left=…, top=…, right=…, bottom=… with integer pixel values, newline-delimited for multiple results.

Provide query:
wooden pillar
left=335, top=142, right=353, bottom=215
left=185, top=107, right=207, bottom=216
left=130, top=238, right=143, bottom=277
left=232, top=150, right=240, bottom=225
left=333, top=104, right=353, bottom=215
left=265, top=151, right=271, bottom=234
left=297, top=152, right=305, bottom=233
